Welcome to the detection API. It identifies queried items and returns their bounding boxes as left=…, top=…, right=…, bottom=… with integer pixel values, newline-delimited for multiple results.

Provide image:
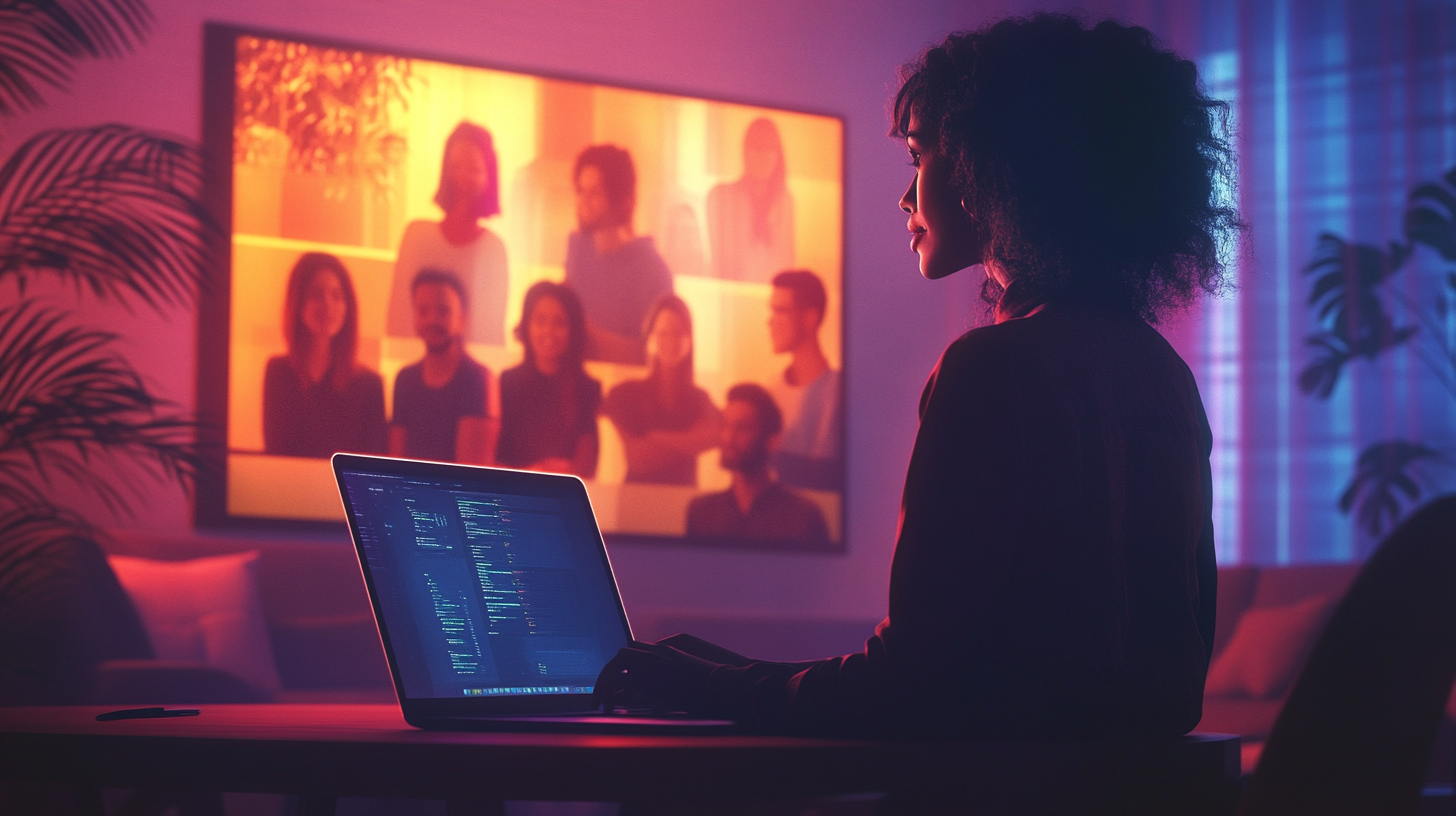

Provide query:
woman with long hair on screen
left=707, top=117, right=794, bottom=282
left=386, top=121, right=509, bottom=346
left=263, top=252, right=386, bottom=457
left=603, top=294, right=721, bottom=485
left=596, top=14, right=1240, bottom=741
left=495, top=281, right=602, bottom=478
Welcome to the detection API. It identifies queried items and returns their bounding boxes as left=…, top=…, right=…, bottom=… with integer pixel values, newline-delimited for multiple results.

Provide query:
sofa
left=98, top=529, right=393, bottom=704
left=1202, top=562, right=1456, bottom=781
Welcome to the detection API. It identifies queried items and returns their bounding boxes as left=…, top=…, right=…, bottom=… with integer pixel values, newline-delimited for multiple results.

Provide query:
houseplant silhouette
left=1300, top=164, right=1456, bottom=540
left=0, top=0, right=214, bottom=702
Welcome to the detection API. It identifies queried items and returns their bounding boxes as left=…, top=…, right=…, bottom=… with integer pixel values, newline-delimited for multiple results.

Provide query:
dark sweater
left=263, top=357, right=387, bottom=458
left=701, top=294, right=1217, bottom=739
left=495, top=364, right=601, bottom=471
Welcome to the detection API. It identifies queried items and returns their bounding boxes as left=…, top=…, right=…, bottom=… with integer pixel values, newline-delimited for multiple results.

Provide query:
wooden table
left=0, top=704, right=1240, bottom=815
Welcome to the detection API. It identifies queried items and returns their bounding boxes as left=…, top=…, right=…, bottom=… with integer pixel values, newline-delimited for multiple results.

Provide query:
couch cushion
left=1214, top=565, right=1260, bottom=659
left=1249, top=562, right=1361, bottom=609
left=101, top=529, right=371, bottom=625
left=108, top=552, right=282, bottom=696
left=1205, top=592, right=1339, bottom=699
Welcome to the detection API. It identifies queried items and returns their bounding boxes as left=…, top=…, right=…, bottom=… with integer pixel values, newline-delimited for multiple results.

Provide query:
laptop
left=331, top=452, right=735, bottom=734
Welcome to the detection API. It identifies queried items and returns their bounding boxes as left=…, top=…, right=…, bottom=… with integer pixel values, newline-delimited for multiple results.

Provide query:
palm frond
left=1405, top=165, right=1456, bottom=261
left=0, top=300, right=204, bottom=517
left=0, top=0, right=151, bottom=117
left=1337, top=441, right=1441, bottom=538
left=0, top=124, right=215, bottom=310
left=0, top=502, right=93, bottom=554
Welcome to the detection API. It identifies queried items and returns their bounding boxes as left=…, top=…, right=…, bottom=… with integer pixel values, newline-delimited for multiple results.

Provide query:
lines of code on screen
left=342, top=471, right=622, bottom=699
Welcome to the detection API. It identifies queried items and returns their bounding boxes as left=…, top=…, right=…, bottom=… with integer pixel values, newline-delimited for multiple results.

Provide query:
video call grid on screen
left=337, top=465, right=629, bottom=699
left=200, top=25, right=845, bottom=551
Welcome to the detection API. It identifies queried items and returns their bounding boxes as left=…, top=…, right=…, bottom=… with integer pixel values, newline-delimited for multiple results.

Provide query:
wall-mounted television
left=197, top=25, right=845, bottom=551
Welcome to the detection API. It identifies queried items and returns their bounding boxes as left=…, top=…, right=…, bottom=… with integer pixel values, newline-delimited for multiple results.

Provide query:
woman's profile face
left=301, top=269, right=348, bottom=345
left=899, top=117, right=984, bottom=280
left=444, top=139, right=489, bottom=210
left=648, top=307, right=691, bottom=371
left=528, top=294, right=571, bottom=370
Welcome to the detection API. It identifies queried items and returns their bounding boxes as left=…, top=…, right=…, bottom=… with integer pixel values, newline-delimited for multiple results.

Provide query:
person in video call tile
left=686, top=383, right=830, bottom=548
left=496, top=281, right=602, bottom=478
left=388, top=270, right=495, bottom=464
left=604, top=295, right=721, bottom=485
left=767, top=269, right=842, bottom=491
left=707, top=117, right=795, bottom=282
left=564, top=144, right=674, bottom=364
left=264, top=253, right=386, bottom=458
left=387, top=121, right=508, bottom=345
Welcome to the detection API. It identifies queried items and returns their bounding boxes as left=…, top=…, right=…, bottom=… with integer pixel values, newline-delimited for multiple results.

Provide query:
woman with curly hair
left=596, top=14, right=1240, bottom=740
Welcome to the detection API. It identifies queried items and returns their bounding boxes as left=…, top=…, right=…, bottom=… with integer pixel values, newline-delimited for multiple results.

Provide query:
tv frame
left=194, top=22, right=848, bottom=553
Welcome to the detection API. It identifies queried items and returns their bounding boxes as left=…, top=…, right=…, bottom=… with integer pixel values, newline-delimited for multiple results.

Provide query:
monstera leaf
left=1299, top=234, right=1418, bottom=398
left=0, top=125, right=212, bottom=308
left=1299, top=334, right=1353, bottom=399
left=0, top=301, right=201, bottom=516
left=1304, top=233, right=1412, bottom=340
left=1405, top=165, right=1456, bottom=261
left=1338, top=441, right=1441, bottom=538
left=0, top=0, right=149, bottom=120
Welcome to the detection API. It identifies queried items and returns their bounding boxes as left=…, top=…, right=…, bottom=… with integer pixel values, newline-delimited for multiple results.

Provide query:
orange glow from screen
left=227, top=36, right=843, bottom=545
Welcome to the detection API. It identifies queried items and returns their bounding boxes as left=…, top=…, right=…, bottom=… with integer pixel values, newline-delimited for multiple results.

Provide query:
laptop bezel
left=330, top=453, right=634, bottom=723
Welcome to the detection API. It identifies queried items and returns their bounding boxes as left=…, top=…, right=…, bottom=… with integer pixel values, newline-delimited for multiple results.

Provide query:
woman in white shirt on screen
left=387, top=121, right=509, bottom=346
left=706, top=117, right=795, bottom=283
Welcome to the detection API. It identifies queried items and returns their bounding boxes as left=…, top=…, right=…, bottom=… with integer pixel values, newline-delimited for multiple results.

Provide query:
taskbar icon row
left=463, top=685, right=594, bottom=696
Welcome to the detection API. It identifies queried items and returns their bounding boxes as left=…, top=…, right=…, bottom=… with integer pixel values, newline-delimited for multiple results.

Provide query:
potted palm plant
left=0, top=0, right=214, bottom=703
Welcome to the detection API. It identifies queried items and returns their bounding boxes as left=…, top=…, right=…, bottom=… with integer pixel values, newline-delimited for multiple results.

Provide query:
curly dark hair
left=892, top=14, right=1242, bottom=322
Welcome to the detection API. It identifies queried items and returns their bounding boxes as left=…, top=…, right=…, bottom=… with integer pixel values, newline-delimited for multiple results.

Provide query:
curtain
left=1093, top=0, right=1456, bottom=563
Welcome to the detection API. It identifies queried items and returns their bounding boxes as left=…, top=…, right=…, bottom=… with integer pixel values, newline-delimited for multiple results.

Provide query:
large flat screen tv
left=197, top=25, right=845, bottom=551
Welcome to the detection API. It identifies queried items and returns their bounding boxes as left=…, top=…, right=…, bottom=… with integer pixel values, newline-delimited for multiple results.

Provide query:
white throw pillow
left=107, top=551, right=281, bottom=695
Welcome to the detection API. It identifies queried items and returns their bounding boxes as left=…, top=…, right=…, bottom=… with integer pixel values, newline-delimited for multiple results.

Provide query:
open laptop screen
left=334, top=455, right=631, bottom=702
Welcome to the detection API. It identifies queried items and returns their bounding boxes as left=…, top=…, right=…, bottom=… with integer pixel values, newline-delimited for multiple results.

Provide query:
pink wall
left=7, top=0, right=1153, bottom=631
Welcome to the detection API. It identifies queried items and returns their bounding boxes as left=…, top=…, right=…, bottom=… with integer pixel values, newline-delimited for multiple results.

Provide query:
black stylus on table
left=96, top=707, right=200, bottom=722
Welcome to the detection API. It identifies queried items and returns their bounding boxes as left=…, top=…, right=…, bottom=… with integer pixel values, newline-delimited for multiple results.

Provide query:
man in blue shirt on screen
left=564, top=144, right=674, bottom=365
left=389, top=269, right=493, bottom=464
